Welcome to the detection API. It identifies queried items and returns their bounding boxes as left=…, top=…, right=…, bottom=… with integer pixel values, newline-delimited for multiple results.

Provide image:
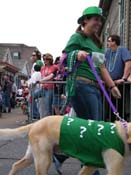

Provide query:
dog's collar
left=121, top=119, right=128, bottom=130
left=121, top=119, right=131, bottom=150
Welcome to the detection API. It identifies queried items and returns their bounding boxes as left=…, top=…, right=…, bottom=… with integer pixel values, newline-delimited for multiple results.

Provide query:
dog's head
left=127, top=123, right=131, bottom=143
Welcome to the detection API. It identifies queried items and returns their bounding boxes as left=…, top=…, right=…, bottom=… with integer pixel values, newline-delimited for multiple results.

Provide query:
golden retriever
left=0, top=115, right=131, bottom=175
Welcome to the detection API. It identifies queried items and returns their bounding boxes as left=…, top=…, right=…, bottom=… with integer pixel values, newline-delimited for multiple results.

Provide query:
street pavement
left=0, top=108, right=131, bottom=175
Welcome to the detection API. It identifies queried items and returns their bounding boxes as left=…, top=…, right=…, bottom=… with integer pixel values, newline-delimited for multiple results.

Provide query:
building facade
left=0, top=43, right=38, bottom=87
left=99, top=0, right=131, bottom=51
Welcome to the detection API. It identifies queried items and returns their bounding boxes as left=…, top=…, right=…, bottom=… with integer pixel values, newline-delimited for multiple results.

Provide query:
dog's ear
left=127, top=123, right=131, bottom=143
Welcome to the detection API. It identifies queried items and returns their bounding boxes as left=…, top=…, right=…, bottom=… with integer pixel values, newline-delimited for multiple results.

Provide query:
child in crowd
left=28, top=64, right=42, bottom=88
left=28, top=64, right=42, bottom=120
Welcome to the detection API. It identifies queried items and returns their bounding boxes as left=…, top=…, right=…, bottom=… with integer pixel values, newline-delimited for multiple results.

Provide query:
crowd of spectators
left=27, top=51, right=67, bottom=120
left=0, top=75, right=29, bottom=116
left=0, top=51, right=68, bottom=120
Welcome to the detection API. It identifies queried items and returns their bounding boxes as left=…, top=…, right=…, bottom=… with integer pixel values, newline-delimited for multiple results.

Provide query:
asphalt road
left=0, top=108, right=131, bottom=175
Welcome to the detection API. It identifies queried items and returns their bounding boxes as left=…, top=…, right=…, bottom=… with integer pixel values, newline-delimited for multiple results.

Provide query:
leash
left=60, top=54, right=131, bottom=149
left=86, top=55, right=131, bottom=149
left=59, top=53, right=123, bottom=121
left=86, top=55, right=122, bottom=120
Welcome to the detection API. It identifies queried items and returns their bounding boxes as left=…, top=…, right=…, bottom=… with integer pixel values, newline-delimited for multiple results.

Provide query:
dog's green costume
left=59, top=117, right=125, bottom=168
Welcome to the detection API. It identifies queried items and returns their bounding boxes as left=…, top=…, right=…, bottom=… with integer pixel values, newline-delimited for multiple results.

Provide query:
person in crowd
left=17, top=86, right=23, bottom=98
left=59, top=6, right=121, bottom=175
left=52, top=57, right=71, bottom=174
left=11, top=80, right=17, bottom=108
left=106, top=35, right=131, bottom=82
left=29, top=53, right=58, bottom=118
left=15, top=86, right=24, bottom=107
left=39, top=53, right=58, bottom=116
left=63, top=6, right=121, bottom=119
left=31, top=50, right=41, bottom=76
left=2, top=75, right=12, bottom=113
left=28, top=64, right=42, bottom=119
left=28, top=65, right=42, bottom=87
left=22, top=82, right=29, bottom=101
left=52, top=56, right=66, bottom=115
left=28, top=50, right=42, bottom=119
left=105, top=34, right=131, bottom=119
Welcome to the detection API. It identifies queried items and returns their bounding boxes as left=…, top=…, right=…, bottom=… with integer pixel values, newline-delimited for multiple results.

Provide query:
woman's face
left=43, top=56, right=52, bottom=66
left=44, top=59, right=51, bottom=66
left=84, top=16, right=102, bottom=34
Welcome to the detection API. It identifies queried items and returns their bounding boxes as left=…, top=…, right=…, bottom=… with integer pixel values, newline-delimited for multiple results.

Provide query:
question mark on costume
left=110, top=123, right=116, bottom=134
left=80, top=126, right=87, bottom=138
left=67, top=118, right=74, bottom=126
left=97, top=124, right=104, bottom=135
left=88, top=120, right=94, bottom=126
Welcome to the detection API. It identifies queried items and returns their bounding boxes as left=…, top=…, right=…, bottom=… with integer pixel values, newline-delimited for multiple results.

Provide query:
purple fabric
left=59, top=53, right=68, bottom=67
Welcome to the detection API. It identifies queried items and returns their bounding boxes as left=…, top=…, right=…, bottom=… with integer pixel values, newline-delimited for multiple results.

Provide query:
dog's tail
left=0, top=123, right=33, bottom=141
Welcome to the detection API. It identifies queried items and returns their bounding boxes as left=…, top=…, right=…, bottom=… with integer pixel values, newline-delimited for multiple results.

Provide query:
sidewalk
left=0, top=107, right=27, bottom=128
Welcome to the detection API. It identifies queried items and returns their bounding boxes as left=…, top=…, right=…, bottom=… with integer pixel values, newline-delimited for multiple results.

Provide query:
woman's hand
left=77, top=51, right=89, bottom=61
left=111, top=86, right=121, bottom=99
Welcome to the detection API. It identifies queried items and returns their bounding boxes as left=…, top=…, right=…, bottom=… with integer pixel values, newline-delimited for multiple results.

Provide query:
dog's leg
left=9, top=145, right=33, bottom=175
left=103, top=149, right=124, bottom=175
left=78, top=166, right=96, bottom=175
left=31, top=138, right=52, bottom=175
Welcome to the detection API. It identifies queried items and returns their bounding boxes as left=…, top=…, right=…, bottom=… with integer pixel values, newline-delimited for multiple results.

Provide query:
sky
left=0, top=0, right=99, bottom=58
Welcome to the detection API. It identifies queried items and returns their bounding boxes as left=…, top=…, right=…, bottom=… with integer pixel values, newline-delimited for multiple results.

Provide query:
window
left=13, top=52, right=21, bottom=59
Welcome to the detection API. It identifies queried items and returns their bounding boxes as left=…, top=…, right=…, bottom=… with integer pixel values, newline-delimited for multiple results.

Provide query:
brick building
left=0, top=43, right=38, bottom=87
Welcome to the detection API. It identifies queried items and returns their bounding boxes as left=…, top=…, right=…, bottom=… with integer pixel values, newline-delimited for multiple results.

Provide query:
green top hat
left=78, top=6, right=104, bottom=24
